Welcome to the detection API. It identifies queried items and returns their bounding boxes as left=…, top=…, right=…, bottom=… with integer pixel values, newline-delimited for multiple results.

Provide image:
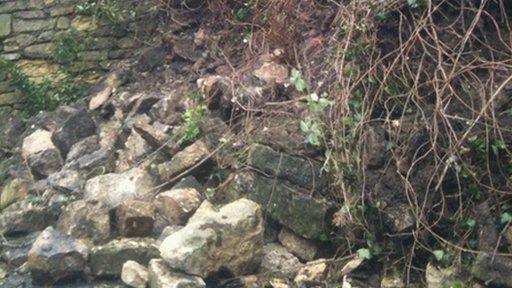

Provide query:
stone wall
left=0, top=0, right=154, bottom=107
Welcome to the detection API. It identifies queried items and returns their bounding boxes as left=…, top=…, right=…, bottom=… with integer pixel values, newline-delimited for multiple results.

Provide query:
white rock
left=28, top=227, right=89, bottom=285
left=294, top=259, right=328, bottom=286
left=186, top=200, right=215, bottom=224
left=148, top=259, right=205, bottom=288
left=426, top=262, right=457, bottom=288
left=21, top=129, right=55, bottom=159
left=121, top=260, right=149, bottom=288
left=278, top=228, right=318, bottom=261
left=154, top=186, right=203, bottom=225
left=84, top=167, right=153, bottom=208
left=260, top=243, right=301, bottom=279
left=159, top=198, right=264, bottom=278
left=21, top=129, right=63, bottom=178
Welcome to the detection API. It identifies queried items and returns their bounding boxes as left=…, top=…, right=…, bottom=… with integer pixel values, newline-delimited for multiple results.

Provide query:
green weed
left=175, top=105, right=206, bottom=145
left=53, top=30, right=84, bottom=65
left=75, top=0, right=135, bottom=24
left=0, top=59, right=88, bottom=116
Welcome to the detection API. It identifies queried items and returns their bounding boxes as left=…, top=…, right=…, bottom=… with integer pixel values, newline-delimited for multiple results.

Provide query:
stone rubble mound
left=0, top=9, right=343, bottom=288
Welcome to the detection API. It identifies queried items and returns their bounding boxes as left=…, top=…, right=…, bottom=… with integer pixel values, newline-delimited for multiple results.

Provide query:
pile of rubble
left=0, top=27, right=346, bottom=286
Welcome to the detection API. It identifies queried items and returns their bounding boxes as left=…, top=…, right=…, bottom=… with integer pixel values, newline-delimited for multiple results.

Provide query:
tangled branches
left=156, top=0, right=512, bottom=283
left=317, top=0, right=512, bottom=280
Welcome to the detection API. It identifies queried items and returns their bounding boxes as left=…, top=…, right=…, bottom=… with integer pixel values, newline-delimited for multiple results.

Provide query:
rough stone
left=78, top=50, right=108, bottom=61
left=156, top=225, right=183, bottom=245
left=294, top=259, right=329, bottom=287
left=3, top=42, right=19, bottom=52
left=121, top=260, right=149, bottom=288
left=154, top=176, right=203, bottom=225
left=0, top=2, right=27, bottom=14
left=253, top=62, right=289, bottom=84
left=49, top=5, right=74, bottom=16
left=47, top=170, right=83, bottom=193
left=28, top=227, right=89, bottom=285
left=16, top=59, right=59, bottom=80
left=133, top=122, right=173, bottom=153
left=90, top=238, right=160, bottom=277
left=383, top=203, right=415, bottom=233
left=36, top=30, right=55, bottom=42
left=363, top=126, right=387, bottom=168
left=63, top=148, right=115, bottom=173
left=247, top=143, right=328, bottom=193
left=186, top=200, right=216, bottom=224
left=148, top=259, right=206, bottom=288
left=116, top=199, right=156, bottom=237
left=260, top=243, right=301, bottom=279
left=66, top=135, right=100, bottom=162
left=381, top=274, right=405, bottom=288
left=13, top=10, right=46, bottom=19
left=70, top=15, right=98, bottom=31
left=21, top=129, right=63, bottom=178
left=157, top=139, right=210, bottom=182
left=115, top=129, right=152, bottom=173
left=84, top=167, right=153, bottom=208
left=170, top=35, right=200, bottom=62
left=0, top=178, right=30, bottom=209
left=89, top=68, right=128, bottom=110
left=98, top=121, right=121, bottom=148
left=56, top=16, right=70, bottom=29
left=278, top=228, right=318, bottom=261
left=471, top=253, right=512, bottom=287
left=159, top=198, right=264, bottom=278
left=27, top=149, right=63, bottom=179
left=137, top=45, right=167, bottom=72
left=0, top=14, right=11, bottom=37
left=23, top=42, right=54, bottom=58
left=426, top=262, right=457, bottom=288
left=222, top=171, right=336, bottom=240
left=56, top=200, right=111, bottom=244
left=1, top=232, right=40, bottom=267
left=21, top=129, right=55, bottom=159
left=3, top=34, right=36, bottom=49
left=0, top=200, right=60, bottom=235
left=12, top=18, right=55, bottom=33
left=52, top=109, right=97, bottom=157
left=147, top=89, right=189, bottom=126
left=0, top=53, right=21, bottom=61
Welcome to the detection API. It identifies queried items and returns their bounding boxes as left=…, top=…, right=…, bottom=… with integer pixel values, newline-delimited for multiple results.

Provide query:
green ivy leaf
left=501, top=212, right=512, bottom=224
left=291, top=68, right=300, bottom=79
left=466, top=218, right=476, bottom=228
left=357, top=248, right=372, bottom=260
left=407, top=0, right=419, bottom=8
left=300, top=120, right=309, bottom=132
left=433, top=250, right=445, bottom=262
left=295, top=78, right=306, bottom=92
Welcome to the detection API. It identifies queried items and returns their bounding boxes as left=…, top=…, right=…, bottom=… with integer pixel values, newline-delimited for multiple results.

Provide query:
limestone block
left=13, top=10, right=46, bottom=19
left=0, top=14, right=11, bottom=37
left=23, top=43, right=54, bottom=59
left=49, top=5, right=74, bottom=17
left=12, top=18, right=55, bottom=33
left=0, top=53, right=20, bottom=61
left=71, top=15, right=98, bottom=32
left=16, top=60, right=59, bottom=81
left=78, top=50, right=108, bottom=61
left=56, top=16, right=70, bottom=29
